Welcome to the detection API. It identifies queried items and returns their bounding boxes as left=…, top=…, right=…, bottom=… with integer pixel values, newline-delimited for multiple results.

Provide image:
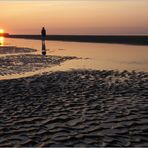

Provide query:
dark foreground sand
left=0, top=70, right=148, bottom=147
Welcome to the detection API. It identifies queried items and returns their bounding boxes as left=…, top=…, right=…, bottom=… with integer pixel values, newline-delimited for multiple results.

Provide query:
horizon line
left=8, top=34, right=148, bottom=36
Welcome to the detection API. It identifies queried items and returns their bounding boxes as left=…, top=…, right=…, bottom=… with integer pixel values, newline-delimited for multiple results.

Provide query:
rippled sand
left=0, top=70, right=148, bottom=147
left=0, top=46, right=37, bottom=54
left=0, top=54, right=77, bottom=76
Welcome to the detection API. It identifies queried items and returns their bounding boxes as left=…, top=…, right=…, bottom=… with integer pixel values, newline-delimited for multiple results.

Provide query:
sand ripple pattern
left=0, top=54, right=77, bottom=76
left=0, top=70, right=148, bottom=147
left=0, top=46, right=37, bottom=54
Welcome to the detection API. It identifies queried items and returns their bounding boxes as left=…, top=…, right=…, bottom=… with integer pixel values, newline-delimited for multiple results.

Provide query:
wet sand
left=0, top=46, right=36, bottom=54
left=0, top=46, right=148, bottom=147
left=0, top=45, right=78, bottom=78
left=0, top=54, right=77, bottom=76
left=0, top=70, right=148, bottom=147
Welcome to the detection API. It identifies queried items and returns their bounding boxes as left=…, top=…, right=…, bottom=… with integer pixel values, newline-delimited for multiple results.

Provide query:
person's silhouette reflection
left=41, top=27, right=46, bottom=55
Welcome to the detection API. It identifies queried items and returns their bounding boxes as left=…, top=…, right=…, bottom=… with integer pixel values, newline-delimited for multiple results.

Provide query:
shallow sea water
left=0, top=37, right=148, bottom=79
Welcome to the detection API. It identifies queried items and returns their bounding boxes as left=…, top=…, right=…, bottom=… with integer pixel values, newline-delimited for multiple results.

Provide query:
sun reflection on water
left=0, top=36, right=4, bottom=46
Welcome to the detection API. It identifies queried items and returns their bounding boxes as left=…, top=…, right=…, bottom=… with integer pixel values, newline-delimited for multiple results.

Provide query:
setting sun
left=0, top=29, right=4, bottom=34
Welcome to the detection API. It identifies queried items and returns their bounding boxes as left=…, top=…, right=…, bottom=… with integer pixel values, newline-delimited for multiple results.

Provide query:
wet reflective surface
left=0, top=36, right=4, bottom=46
left=0, top=37, right=148, bottom=80
left=4, top=37, right=148, bottom=71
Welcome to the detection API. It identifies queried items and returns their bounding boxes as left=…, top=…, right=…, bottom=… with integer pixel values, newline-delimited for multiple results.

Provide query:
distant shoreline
left=8, top=35, right=148, bottom=45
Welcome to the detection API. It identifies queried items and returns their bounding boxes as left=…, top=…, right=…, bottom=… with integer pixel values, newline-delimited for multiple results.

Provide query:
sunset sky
left=0, top=0, right=148, bottom=35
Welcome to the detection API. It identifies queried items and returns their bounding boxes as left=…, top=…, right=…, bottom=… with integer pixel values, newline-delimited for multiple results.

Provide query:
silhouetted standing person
left=41, top=27, right=46, bottom=41
left=41, top=27, right=46, bottom=55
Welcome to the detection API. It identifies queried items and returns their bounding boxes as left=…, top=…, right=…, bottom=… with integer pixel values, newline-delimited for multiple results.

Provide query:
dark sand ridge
left=0, top=70, right=148, bottom=147
left=0, top=54, right=78, bottom=76
left=9, top=35, right=148, bottom=46
left=0, top=46, right=37, bottom=54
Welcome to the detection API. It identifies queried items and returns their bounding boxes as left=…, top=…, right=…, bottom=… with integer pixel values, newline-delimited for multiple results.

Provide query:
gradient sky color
left=0, top=0, right=148, bottom=35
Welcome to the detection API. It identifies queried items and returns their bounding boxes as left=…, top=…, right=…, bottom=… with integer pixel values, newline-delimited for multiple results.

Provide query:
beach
left=0, top=44, right=148, bottom=147
left=0, top=69, right=148, bottom=147
left=1, top=0, right=148, bottom=146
